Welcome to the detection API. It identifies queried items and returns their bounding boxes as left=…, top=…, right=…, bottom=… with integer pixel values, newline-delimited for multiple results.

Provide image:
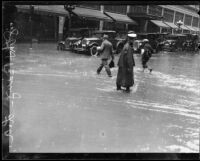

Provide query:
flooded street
left=9, top=43, right=200, bottom=153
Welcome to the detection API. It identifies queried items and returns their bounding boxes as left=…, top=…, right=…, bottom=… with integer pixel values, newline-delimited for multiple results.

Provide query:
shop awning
left=185, top=25, right=196, bottom=31
left=73, top=7, right=112, bottom=21
left=16, top=5, right=69, bottom=17
left=180, top=25, right=190, bottom=30
left=163, top=22, right=178, bottom=29
left=192, top=26, right=200, bottom=32
left=104, top=12, right=138, bottom=25
left=150, top=20, right=170, bottom=28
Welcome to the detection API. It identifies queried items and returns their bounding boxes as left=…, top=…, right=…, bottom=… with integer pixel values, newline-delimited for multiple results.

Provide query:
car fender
left=88, top=43, right=99, bottom=48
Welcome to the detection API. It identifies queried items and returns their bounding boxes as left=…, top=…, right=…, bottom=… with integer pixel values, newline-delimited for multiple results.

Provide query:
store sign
left=59, top=16, right=65, bottom=34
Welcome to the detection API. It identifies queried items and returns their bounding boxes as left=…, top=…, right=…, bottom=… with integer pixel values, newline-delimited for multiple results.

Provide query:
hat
left=103, top=34, right=108, bottom=39
left=128, top=31, right=137, bottom=38
left=143, top=39, right=149, bottom=42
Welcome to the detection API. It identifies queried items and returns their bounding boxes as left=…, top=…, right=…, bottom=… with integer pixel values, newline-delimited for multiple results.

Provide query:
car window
left=92, top=33, right=102, bottom=38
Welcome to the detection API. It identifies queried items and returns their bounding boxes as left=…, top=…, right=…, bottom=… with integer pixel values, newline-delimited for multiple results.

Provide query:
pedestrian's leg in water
left=116, top=83, right=121, bottom=90
left=97, top=60, right=104, bottom=74
left=126, top=86, right=130, bottom=92
left=142, top=61, right=147, bottom=72
left=103, top=59, right=112, bottom=77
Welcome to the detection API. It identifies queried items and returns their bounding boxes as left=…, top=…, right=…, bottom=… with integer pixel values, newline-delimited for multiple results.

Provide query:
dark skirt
left=116, top=67, right=134, bottom=88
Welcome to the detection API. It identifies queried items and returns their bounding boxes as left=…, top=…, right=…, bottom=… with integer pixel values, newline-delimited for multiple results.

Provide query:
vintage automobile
left=73, top=30, right=126, bottom=56
left=162, top=34, right=187, bottom=52
left=162, top=39, right=177, bottom=52
left=57, top=28, right=92, bottom=51
left=182, top=34, right=199, bottom=51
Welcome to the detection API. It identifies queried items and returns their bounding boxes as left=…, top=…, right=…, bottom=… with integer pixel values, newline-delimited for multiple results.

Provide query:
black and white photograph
left=2, top=0, right=200, bottom=160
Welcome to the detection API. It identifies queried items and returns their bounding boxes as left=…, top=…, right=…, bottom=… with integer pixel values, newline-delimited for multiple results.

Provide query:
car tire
left=90, top=45, right=98, bottom=56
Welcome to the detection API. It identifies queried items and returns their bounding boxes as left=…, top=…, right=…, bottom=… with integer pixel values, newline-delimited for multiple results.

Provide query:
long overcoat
left=116, top=42, right=135, bottom=88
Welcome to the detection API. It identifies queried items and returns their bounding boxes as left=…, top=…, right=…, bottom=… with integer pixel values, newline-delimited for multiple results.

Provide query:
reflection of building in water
left=15, top=4, right=199, bottom=42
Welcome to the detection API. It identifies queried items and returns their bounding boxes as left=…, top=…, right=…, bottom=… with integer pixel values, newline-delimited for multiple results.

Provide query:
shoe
left=149, top=69, right=152, bottom=73
left=117, top=87, right=121, bottom=90
left=125, top=87, right=130, bottom=92
left=108, top=75, right=112, bottom=77
left=97, top=71, right=100, bottom=75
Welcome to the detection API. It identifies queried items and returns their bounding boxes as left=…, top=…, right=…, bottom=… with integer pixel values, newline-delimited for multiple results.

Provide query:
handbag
left=109, top=60, right=115, bottom=68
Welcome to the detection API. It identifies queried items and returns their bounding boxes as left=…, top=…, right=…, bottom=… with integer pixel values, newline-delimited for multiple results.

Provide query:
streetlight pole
left=177, top=20, right=183, bottom=34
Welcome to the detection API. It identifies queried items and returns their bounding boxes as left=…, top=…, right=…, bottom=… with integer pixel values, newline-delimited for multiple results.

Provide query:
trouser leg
left=102, top=59, right=112, bottom=77
left=97, top=62, right=104, bottom=74
left=104, top=65, right=112, bottom=77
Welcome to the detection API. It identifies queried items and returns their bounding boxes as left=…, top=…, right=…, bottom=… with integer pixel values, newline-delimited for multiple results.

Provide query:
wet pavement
left=9, top=43, right=200, bottom=152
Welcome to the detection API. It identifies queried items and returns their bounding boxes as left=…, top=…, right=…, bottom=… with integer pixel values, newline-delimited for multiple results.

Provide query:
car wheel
left=90, top=45, right=98, bottom=56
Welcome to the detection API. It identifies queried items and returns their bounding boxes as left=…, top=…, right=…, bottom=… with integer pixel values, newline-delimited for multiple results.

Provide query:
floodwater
left=8, top=43, right=200, bottom=152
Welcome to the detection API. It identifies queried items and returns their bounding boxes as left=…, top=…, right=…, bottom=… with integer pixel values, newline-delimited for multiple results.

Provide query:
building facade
left=15, top=4, right=200, bottom=42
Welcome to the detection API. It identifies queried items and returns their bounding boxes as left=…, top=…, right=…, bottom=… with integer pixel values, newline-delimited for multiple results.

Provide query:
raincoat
left=116, top=42, right=135, bottom=88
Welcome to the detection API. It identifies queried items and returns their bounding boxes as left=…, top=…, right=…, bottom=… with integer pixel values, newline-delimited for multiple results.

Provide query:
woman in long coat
left=116, top=32, right=136, bottom=92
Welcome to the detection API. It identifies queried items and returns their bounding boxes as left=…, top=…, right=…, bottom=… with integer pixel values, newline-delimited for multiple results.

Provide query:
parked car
left=183, top=34, right=199, bottom=52
left=162, top=34, right=187, bottom=52
left=162, top=39, right=177, bottom=52
left=73, top=30, right=126, bottom=56
left=57, top=28, right=93, bottom=51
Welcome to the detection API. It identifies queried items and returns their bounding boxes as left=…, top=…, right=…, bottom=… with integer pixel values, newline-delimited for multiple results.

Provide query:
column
left=191, top=16, right=194, bottom=34
left=99, top=5, right=104, bottom=31
left=144, top=20, right=148, bottom=33
left=160, top=27, right=162, bottom=33
left=183, top=14, right=185, bottom=34
left=145, top=5, right=149, bottom=33
left=172, top=11, right=176, bottom=34
left=54, top=16, right=58, bottom=41
left=126, top=5, right=130, bottom=31
left=147, top=5, right=149, bottom=14
left=58, top=16, right=65, bottom=41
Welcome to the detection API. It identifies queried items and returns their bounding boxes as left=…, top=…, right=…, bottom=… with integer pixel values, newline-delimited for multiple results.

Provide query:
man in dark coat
left=97, top=34, right=114, bottom=77
left=116, top=31, right=136, bottom=92
left=141, top=39, right=153, bottom=73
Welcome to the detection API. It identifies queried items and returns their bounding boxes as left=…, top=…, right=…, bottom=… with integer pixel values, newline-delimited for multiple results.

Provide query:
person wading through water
left=97, top=34, right=114, bottom=77
left=141, top=39, right=153, bottom=73
left=116, top=31, right=136, bottom=92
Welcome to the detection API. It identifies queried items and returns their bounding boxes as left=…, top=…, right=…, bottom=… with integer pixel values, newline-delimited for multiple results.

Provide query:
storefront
left=16, top=5, right=67, bottom=42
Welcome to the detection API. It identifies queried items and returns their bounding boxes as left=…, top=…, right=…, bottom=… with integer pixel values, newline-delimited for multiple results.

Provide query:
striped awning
left=164, top=22, right=178, bottom=29
left=150, top=20, right=170, bottom=28
left=104, top=11, right=138, bottom=25
left=16, top=5, right=69, bottom=17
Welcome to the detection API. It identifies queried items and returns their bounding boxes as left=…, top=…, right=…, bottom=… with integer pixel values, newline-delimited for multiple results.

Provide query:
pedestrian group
left=96, top=31, right=153, bottom=92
